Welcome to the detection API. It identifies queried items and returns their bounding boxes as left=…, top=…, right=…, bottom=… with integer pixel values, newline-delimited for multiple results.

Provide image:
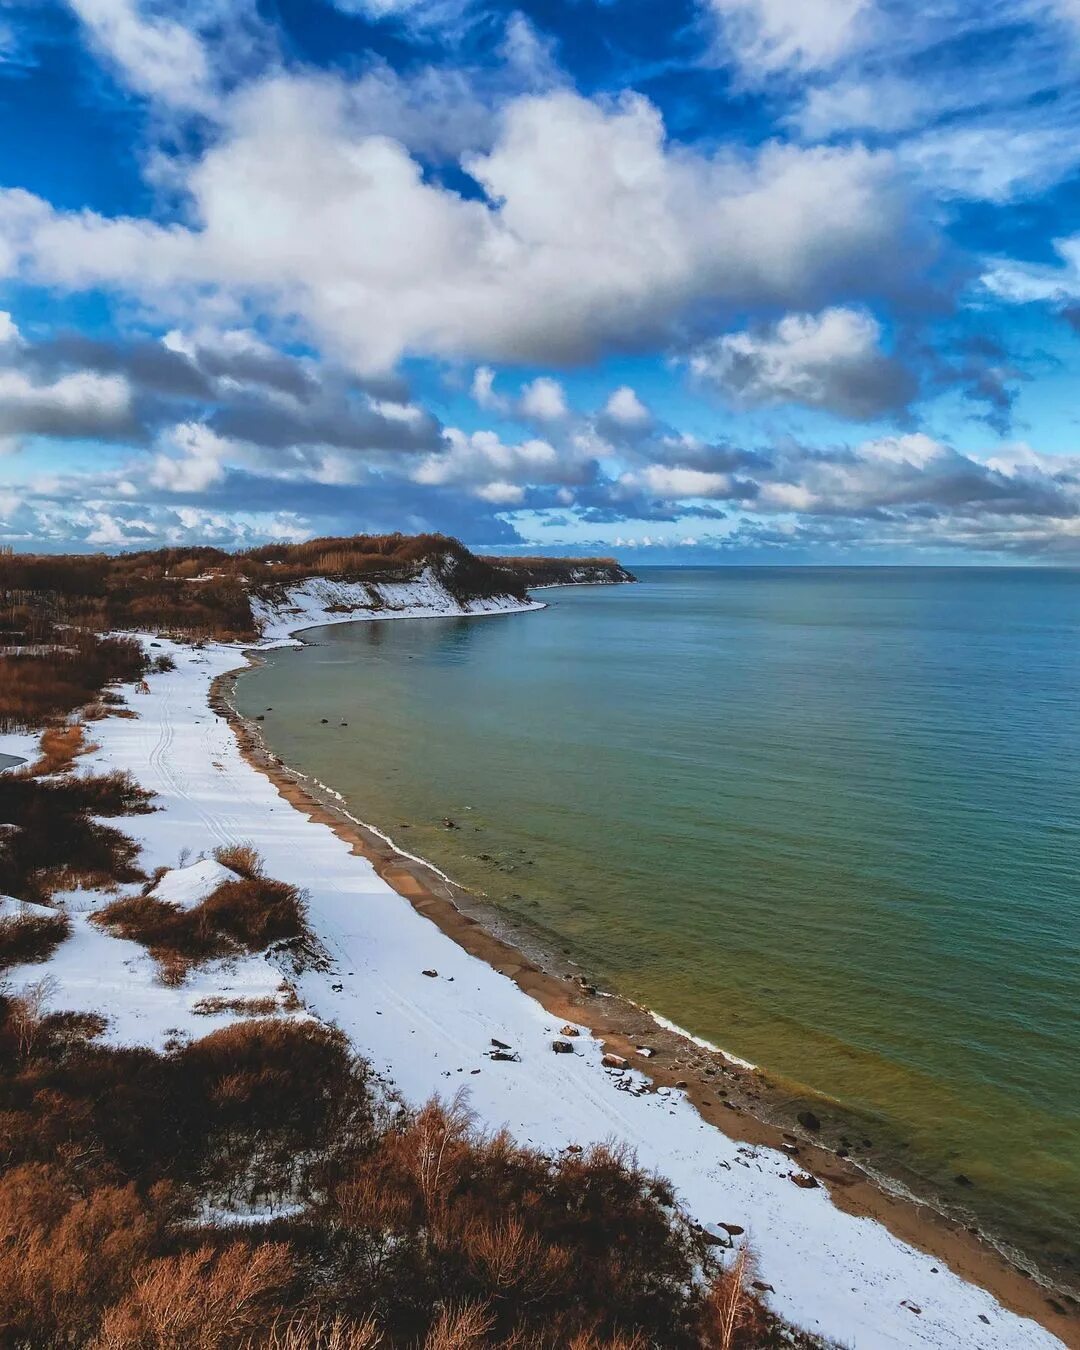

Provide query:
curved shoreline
left=211, top=645, right=1077, bottom=1348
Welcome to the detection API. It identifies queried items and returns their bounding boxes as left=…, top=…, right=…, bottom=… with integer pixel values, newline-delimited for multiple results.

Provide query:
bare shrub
left=94, top=874, right=309, bottom=982
left=214, top=841, right=264, bottom=879
left=0, top=909, right=70, bottom=971
left=422, top=1301, right=494, bottom=1350
left=30, top=723, right=87, bottom=774
left=0, top=1165, right=167, bottom=1345
left=0, top=631, right=147, bottom=732
left=254, top=1313, right=383, bottom=1350
left=92, top=1241, right=294, bottom=1350
left=8, top=976, right=57, bottom=1060
left=703, top=1246, right=773, bottom=1350
left=192, top=995, right=281, bottom=1017
left=0, top=771, right=149, bottom=903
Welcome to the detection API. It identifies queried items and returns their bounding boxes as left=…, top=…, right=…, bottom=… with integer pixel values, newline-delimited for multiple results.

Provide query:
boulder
left=559, top=1025, right=580, bottom=1037
left=490, top=1037, right=512, bottom=1050
left=602, top=1053, right=628, bottom=1070
left=790, top=1172, right=819, bottom=1189
left=551, top=1040, right=575, bottom=1054
left=797, top=1110, right=821, bottom=1132
left=635, top=1046, right=656, bottom=1058
left=421, top=969, right=438, bottom=978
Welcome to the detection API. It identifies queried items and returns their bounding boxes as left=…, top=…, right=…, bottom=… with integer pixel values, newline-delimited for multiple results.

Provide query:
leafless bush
left=422, top=1301, right=495, bottom=1350
left=0, top=910, right=70, bottom=971
left=92, top=1242, right=294, bottom=1349
left=214, top=841, right=264, bottom=879
left=253, top=1313, right=383, bottom=1350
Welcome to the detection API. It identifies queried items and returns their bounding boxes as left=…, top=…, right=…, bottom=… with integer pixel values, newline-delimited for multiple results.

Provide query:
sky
left=0, top=0, right=1079, bottom=562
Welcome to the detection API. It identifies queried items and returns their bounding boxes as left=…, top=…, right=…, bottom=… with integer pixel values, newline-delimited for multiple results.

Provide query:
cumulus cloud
left=412, top=428, right=569, bottom=499
left=603, top=386, right=651, bottom=428
left=0, top=82, right=918, bottom=371
left=471, top=365, right=507, bottom=411
left=149, top=422, right=232, bottom=492
left=688, top=307, right=914, bottom=418
left=519, top=377, right=568, bottom=422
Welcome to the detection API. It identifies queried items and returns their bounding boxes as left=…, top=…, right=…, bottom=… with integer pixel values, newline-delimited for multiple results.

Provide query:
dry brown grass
left=0, top=770, right=150, bottom=904
left=94, top=872, right=309, bottom=983
left=214, top=841, right=264, bottom=880
left=0, top=910, right=71, bottom=972
left=29, top=723, right=89, bottom=775
left=192, top=995, right=281, bottom=1017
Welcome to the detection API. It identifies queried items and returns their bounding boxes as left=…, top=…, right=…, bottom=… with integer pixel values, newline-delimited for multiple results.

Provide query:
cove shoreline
left=211, top=632, right=1078, bottom=1350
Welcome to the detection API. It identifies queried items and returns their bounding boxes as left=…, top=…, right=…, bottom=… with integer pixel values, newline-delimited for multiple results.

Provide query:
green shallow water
left=235, top=567, right=1080, bottom=1286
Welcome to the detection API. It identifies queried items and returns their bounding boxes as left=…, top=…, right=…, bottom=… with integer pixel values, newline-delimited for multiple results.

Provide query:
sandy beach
left=3, top=579, right=1075, bottom=1349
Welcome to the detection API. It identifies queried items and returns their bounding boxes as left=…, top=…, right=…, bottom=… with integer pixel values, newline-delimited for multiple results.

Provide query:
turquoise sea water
left=235, top=567, right=1080, bottom=1286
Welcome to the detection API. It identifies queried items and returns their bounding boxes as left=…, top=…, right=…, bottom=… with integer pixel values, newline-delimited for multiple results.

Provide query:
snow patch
left=150, top=858, right=238, bottom=909
left=0, top=895, right=58, bottom=920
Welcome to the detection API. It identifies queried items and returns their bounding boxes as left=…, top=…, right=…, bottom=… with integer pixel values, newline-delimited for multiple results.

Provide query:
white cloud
left=900, top=122, right=1080, bottom=203
left=470, top=365, right=507, bottom=411
left=67, top=0, right=213, bottom=110
left=603, top=385, right=651, bottom=427
left=0, top=82, right=912, bottom=371
left=410, top=425, right=600, bottom=500
left=0, top=311, right=19, bottom=346
left=149, top=422, right=232, bottom=493
left=475, top=480, right=525, bottom=504
left=982, top=233, right=1080, bottom=304
left=519, top=377, right=568, bottom=421
left=630, top=465, right=736, bottom=498
left=0, top=366, right=132, bottom=441
left=709, top=0, right=871, bottom=77
left=688, top=306, right=911, bottom=418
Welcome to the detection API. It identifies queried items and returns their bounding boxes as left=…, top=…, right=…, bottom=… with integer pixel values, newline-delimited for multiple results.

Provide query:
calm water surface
left=236, top=567, right=1080, bottom=1283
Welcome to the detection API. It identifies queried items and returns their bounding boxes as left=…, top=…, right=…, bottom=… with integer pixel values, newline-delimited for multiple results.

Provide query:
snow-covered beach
left=1, top=576, right=1070, bottom=1350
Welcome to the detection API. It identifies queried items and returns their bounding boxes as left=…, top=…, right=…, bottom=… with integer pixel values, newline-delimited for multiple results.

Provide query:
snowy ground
left=0, top=586, right=1064, bottom=1350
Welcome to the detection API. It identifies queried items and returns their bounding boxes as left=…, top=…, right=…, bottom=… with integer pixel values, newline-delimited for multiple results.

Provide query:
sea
left=234, top=566, right=1080, bottom=1290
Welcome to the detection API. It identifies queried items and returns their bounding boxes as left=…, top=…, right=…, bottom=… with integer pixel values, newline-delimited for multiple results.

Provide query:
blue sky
left=1, top=0, right=1079, bottom=561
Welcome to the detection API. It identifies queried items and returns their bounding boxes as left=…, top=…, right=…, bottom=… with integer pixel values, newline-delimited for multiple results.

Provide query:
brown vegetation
left=94, top=871, right=308, bottom=983
left=0, top=910, right=71, bottom=971
left=0, top=534, right=528, bottom=657
left=0, top=989, right=803, bottom=1349
left=0, top=770, right=153, bottom=904
left=0, top=631, right=147, bottom=732
left=214, top=841, right=264, bottom=880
